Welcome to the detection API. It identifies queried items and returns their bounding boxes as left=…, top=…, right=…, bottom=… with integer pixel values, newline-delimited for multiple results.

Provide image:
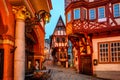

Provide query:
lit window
left=89, top=9, right=95, bottom=20
left=74, top=8, right=80, bottom=19
left=113, top=4, right=120, bottom=17
left=99, top=42, right=120, bottom=63
left=67, top=12, right=71, bottom=22
left=98, top=7, right=105, bottom=19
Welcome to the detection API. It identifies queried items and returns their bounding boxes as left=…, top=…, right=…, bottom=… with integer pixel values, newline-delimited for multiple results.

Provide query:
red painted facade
left=0, top=0, right=52, bottom=80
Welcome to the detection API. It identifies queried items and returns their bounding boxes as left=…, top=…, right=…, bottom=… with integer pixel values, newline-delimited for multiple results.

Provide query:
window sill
left=98, top=18, right=106, bottom=22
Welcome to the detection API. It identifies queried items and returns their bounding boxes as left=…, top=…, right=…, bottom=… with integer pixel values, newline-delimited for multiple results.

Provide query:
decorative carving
left=72, top=20, right=108, bottom=33
left=69, top=33, right=93, bottom=54
left=12, top=6, right=30, bottom=21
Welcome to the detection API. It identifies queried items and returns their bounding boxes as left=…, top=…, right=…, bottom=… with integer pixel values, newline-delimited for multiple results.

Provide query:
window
left=99, top=41, right=120, bottom=63
left=110, top=42, right=120, bottom=62
left=74, top=8, right=80, bottom=19
left=62, top=38, right=65, bottom=42
left=89, top=9, right=95, bottom=20
left=98, top=7, right=105, bottom=19
left=99, top=43, right=109, bottom=62
left=58, top=27, right=62, bottom=30
left=56, top=37, right=60, bottom=43
left=113, top=4, right=120, bottom=17
left=67, top=12, right=71, bottom=22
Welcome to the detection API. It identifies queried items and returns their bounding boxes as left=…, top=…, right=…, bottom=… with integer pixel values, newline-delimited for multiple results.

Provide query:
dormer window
left=74, top=8, right=80, bottom=19
left=98, top=7, right=105, bottom=19
left=113, top=3, right=120, bottom=17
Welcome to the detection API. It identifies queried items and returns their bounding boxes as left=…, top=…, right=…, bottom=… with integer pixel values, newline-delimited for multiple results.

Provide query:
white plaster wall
left=89, top=0, right=94, bottom=2
left=115, top=18, right=120, bottom=25
left=92, top=36, right=120, bottom=71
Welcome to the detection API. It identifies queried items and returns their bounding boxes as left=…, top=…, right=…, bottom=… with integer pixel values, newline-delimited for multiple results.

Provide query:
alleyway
left=43, top=60, right=105, bottom=80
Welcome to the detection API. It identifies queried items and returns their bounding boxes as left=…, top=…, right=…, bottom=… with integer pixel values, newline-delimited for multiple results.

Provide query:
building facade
left=50, top=16, right=68, bottom=67
left=0, top=0, right=52, bottom=80
left=44, top=39, right=52, bottom=60
left=65, top=0, right=120, bottom=79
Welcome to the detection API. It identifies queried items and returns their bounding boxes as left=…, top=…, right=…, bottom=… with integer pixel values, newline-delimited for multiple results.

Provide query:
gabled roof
left=52, top=16, right=65, bottom=35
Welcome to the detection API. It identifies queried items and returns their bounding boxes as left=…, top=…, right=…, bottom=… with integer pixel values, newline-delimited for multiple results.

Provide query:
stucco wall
left=92, top=36, right=120, bottom=79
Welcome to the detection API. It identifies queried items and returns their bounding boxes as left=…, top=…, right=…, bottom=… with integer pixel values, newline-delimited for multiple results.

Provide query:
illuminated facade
left=0, top=0, right=52, bottom=80
left=51, top=16, right=68, bottom=67
left=65, top=0, right=120, bottom=79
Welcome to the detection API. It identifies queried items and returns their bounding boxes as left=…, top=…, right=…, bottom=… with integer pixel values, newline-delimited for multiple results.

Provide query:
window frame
left=98, top=6, right=105, bottom=19
left=113, top=3, right=120, bottom=18
left=74, top=8, right=80, bottom=20
left=89, top=8, right=96, bottom=20
left=83, top=8, right=87, bottom=20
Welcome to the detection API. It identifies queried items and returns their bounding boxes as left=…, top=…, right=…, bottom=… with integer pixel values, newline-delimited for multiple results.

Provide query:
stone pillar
left=12, top=6, right=28, bottom=80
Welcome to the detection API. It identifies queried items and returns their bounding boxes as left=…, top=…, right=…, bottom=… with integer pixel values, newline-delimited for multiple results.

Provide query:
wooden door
left=0, top=49, right=4, bottom=79
left=80, top=55, right=92, bottom=75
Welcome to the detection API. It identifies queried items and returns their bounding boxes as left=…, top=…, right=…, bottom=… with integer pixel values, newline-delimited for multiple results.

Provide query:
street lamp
left=35, top=10, right=51, bottom=24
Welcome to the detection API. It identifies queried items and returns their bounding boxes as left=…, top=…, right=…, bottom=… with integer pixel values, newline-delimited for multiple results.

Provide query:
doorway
left=80, top=55, right=92, bottom=75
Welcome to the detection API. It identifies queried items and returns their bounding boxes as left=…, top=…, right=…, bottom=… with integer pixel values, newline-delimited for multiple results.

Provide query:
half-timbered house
left=51, top=16, right=68, bottom=67
left=65, top=0, right=120, bottom=79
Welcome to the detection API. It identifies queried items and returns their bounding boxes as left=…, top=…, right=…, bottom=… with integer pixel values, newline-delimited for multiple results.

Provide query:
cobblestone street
left=44, top=61, right=104, bottom=80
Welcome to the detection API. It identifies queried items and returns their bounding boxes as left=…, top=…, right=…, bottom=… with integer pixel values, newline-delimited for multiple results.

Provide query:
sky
left=45, top=0, right=65, bottom=39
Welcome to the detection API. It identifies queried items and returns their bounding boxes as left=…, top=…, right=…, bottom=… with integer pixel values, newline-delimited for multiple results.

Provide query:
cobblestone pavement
left=44, top=61, right=104, bottom=80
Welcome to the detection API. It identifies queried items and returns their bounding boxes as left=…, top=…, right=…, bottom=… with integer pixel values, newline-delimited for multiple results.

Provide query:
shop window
left=113, top=3, right=120, bottom=17
left=28, top=60, right=32, bottom=69
left=98, top=7, right=105, bottom=19
left=89, top=8, right=96, bottom=20
left=74, top=8, right=80, bottom=19
left=35, top=59, right=40, bottom=70
left=99, top=41, right=120, bottom=63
